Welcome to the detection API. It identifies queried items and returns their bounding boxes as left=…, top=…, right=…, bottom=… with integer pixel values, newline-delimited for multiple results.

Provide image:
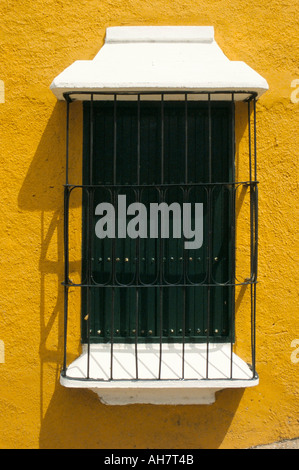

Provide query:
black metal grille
left=62, top=91, right=258, bottom=383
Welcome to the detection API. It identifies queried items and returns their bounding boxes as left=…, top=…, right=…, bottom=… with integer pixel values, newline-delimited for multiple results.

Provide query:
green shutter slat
left=82, top=101, right=233, bottom=343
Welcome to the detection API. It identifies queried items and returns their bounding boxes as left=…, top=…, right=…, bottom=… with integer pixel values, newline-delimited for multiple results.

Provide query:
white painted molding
left=104, top=26, right=215, bottom=44
left=50, top=26, right=269, bottom=101
left=60, top=343, right=259, bottom=405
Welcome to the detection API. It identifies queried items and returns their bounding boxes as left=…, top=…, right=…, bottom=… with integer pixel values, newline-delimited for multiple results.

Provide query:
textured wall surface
left=0, top=0, right=298, bottom=449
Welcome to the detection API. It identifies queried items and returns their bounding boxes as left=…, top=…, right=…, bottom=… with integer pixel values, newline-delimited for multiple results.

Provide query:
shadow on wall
left=39, top=384, right=245, bottom=449
left=17, top=100, right=82, bottom=443
left=18, top=100, right=249, bottom=449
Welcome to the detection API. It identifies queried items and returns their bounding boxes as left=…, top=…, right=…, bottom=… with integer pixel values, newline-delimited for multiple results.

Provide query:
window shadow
left=39, top=382, right=245, bottom=449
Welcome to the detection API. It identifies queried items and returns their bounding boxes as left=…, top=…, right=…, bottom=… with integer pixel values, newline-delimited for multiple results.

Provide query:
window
left=50, top=26, right=268, bottom=404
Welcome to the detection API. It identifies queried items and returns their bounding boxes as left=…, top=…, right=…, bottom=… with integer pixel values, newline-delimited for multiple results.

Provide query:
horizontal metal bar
left=63, top=90, right=258, bottom=102
left=64, top=181, right=259, bottom=189
left=62, top=280, right=258, bottom=288
left=62, top=374, right=259, bottom=383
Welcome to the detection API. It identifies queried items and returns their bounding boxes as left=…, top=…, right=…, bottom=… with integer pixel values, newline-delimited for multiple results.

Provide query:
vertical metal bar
left=110, top=94, right=117, bottom=380
left=86, top=93, right=94, bottom=379
left=86, top=191, right=91, bottom=379
left=110, top=193, right=115, bottom=381
left=250, top=281, right=253, bottom=372
left=62, top=100, right=70, bottom=376
left=63, top=188, right=69, bottom=376
left=161, top=93, right=164, bottom=184
left=182, top=93, right=188, bottom=379
left=158, top=93, right=164, bottom=380
left=185, top=93, right=188, bottom=183
left=135, top=94, right=141, bottom=379
left=249, top=100, right=254, bottom=282
left=252, top=282, right=257, bottom=378
left=113, top=94, right=117, bottom=186
left=253, top=97, right=257, bottom=182
left=248, top=99, right=252, bottom=183
left=252, top=97, right=258, bottom=378
left=137, top=94, right=141, bottom=187
left=251, top=188, right=257, bottom=379
left=253, top=100, right=258, bottom=283
left=230, top=92, right=236, bottom=379
left=249, top=96, right=255, bottom=378
left=208, top=94, right=212, bottom=183
left=254, top=184, right=258, bottom=282
left=65, top=99, right=70, bottom=186
left=206, top=93, right=212, bottom=379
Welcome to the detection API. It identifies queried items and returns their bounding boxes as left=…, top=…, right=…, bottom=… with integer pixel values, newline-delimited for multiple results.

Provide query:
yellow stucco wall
left=0, top=0, right=298, bottom=449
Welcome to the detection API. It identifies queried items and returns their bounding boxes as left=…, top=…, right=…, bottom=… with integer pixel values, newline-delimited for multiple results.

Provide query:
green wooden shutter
left=82, top=100, right=233, bottom=343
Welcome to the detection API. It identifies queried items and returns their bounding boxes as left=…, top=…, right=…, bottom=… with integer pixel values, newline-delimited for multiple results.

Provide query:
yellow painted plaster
left=0, top=80, right=4, bottom=104
left=0, top=0, right=298, bottom=449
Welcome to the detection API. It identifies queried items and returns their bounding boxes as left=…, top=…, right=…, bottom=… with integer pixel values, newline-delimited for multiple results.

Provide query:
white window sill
left=60, top=343, right=258, bottom=405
